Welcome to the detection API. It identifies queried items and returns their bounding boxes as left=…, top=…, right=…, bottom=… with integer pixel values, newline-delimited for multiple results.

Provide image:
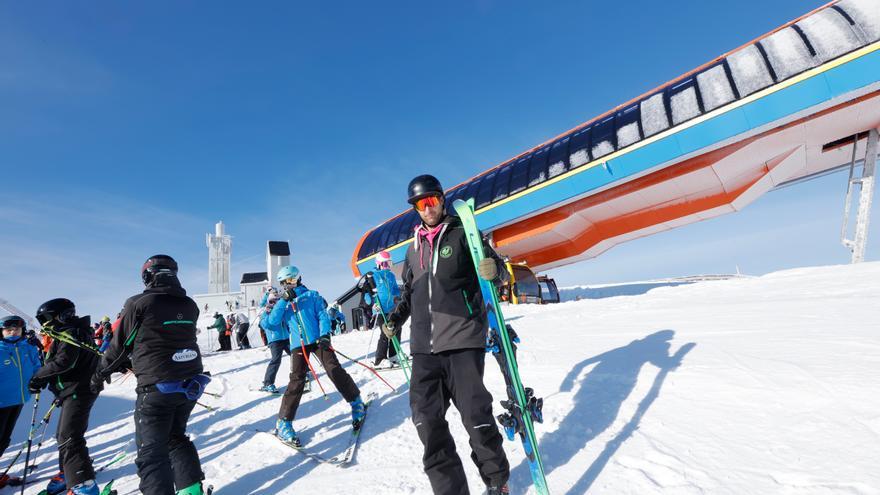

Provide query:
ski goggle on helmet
left=276, top=265, right=301, bottom=286
left=375, top=251, right=392, bottom=270
left=413, top=194, right=442, bottom=212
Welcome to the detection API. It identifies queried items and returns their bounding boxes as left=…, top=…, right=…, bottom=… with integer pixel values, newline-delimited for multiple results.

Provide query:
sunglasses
left=414, top=195, right=442, bottom=212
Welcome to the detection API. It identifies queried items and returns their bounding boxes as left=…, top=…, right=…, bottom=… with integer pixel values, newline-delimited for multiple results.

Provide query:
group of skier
left=1, top=255, right=210, bottom=495
left=1, top=173, right=516, bottom=495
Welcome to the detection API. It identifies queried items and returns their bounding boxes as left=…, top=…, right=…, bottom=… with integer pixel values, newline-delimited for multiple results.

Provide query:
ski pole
left=196, top=401, right=216, bottom=411
left=0, top=399, right=56, bottom=481
left=40, top=327, right=103, bottom=355
left=23, top=402, right=57, bottom=476
left=330, top=347, right=396, bottom=392
left=202, top=391, right=222, bottom=398
left=19, top=393, right=41, bottom=495
left=369, top=291, right=412, bottom=384
left=290, top=302, right=328, bottom=400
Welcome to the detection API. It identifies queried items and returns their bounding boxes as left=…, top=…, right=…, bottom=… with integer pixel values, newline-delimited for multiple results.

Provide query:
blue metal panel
left=675, top=107, right=752, bottom=155
left=608, top=135, right=684, bottom=179
left=824, top=48, right=880, bottom=97
left=741, top=74, right=832, bottom=129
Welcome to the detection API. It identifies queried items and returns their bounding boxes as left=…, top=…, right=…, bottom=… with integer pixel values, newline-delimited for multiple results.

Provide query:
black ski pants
left=218, top=331, right=232, bottom=351
left=134, top=387, right=203, bottom=495
left=263, top=340, right=291, bottom=387
left=373, top=333, right=398, bottom=365
left=56, top=392, right=97, bottom=486
left=410, top=349, right=509, bottom=495
left=236, top=323, right=251, bottom=349
left=0, top=404, right=23, bottom=457
left=279, top=344, right=360, bottom=420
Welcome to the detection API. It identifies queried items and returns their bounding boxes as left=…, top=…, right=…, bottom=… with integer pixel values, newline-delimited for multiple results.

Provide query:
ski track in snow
left=3, top=262, right=879, bottom=494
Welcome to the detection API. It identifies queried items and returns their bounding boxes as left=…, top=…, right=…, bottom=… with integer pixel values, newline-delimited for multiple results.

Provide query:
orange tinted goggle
left=414, top=195, right=441, bottom=211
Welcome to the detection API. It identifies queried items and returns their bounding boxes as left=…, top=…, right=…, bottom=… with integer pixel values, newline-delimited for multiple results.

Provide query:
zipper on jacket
left=15, top=347, right=24, bottom=403
left=427, top=223, right=449, bottom=353
left=462, top=289, right=473, bottom=316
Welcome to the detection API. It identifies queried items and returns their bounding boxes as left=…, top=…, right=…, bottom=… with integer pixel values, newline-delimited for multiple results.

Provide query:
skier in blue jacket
left=267, top=265, right=364, bottom=447
left=257, top=290, right=290, bottom=393
left=0, top=315, right=42, bottom=487
left=362, top=250, right=402, bottom=367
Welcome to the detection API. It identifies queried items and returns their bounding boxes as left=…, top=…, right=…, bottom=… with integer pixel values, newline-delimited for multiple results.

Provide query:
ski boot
left=350, top=395, right=366, bottom=429
left=303, top=379, right=311, bottom=394
left=259, top=384, right=278, bottom=393
left=46, top=472, right=66, bottom=495
left=176, top=481, right=209, bottom=495
left=67, top=479, right=99, bottom=495
left=274, top=418, right=301, bottom=447
left=485, top=482, right=510, bottom=495
left=388, top=354, right=400, bottom=368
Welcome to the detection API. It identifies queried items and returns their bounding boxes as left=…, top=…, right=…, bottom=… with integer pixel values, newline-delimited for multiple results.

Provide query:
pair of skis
left=453, top=199, right=550, bottom=495
left=261, top=392, right=376, bottom=467
left=33, top=439, right=131, bottom=494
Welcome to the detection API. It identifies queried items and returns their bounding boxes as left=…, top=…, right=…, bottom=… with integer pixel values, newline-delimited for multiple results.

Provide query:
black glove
left=28, top=376, right=46, bottom=394
left=89, top=373, right=106, bottom=395
left=357, top=273, right=375, bottom=293
left=25, top=330, right=42, bottom=350
left=317, top=334, right=332, bottom=351
left=280, top=288, right=295, bottom=301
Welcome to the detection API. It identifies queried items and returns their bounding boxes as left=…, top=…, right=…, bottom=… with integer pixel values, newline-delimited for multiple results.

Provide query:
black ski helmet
left=0, top=315, right=26, bottom=331
left=407, top=174, right=444, bottom=204
left=141, top=254, right=178, bottom=285
left=35, top=298, right=76, bottom=326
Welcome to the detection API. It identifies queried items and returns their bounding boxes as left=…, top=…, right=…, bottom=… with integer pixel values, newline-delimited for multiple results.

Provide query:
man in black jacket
left=385, top=175, right=510, bottom=495
left=29, top=298, right=100, bottom=495
left=93, top=255, right=208, bottom=495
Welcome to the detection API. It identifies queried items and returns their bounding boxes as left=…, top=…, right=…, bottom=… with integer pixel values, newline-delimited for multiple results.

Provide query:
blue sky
left=1, top=0, right=877, bottom=319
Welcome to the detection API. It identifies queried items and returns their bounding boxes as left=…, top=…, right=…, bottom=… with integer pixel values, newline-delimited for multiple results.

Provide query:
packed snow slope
left=6, top=262, right=879, bottom=494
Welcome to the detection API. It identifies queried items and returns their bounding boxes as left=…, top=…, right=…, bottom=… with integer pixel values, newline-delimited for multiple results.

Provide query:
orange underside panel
left=492, top=136, right=758, bottom=252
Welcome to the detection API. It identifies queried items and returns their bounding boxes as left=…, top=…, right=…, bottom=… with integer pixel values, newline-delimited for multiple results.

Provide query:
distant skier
left=208, top=313, right=231, bottom=351
left=234, top=312, right=251, bottom=350
left=257, top=290, right=290, bottom=394
left=360, top=250, right=402, bottom=368
left=92, top=254, right=209, bottom=495
left=268, top=265, right=364, bottom=447
left=384, top=174, right=511, bottom=495
left=327, top=303, right=345, bottom=335
left=0, top=315, right=41, bottom=489
left=29, top=298, right=100, bottom=495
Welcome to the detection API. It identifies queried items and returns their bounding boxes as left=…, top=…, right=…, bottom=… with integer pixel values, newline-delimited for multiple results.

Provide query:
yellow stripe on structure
left=358, top=41, right=880, bottom=266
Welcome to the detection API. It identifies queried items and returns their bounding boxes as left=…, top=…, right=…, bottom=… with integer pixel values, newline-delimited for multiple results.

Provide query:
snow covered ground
left=5, top=262, right=879, bottom=494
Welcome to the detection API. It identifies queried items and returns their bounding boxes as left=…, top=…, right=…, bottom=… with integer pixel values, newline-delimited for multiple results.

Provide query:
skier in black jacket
left=385, top=175, right=510, bottom=495
left=29, top=298, right=100, bottom=495
left=92, top=254, right=208, bottom=495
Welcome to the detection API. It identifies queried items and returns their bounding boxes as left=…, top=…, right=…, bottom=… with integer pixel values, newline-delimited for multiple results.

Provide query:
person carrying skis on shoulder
left=91, top=255, right=209, bottom=495
left=384, top=174, right=511, bottom=495
left=268, top=265, right=364, bottom=447
left=28, top=299, right=100, bottom=495
left=358, top=250, right=402, bottom=368
left=256, top=289, right=290, bottom=394
left=0, top=315, right=42, bottom=489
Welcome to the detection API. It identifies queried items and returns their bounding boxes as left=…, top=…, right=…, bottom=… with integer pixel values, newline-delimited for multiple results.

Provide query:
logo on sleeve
left=172, top=349, right=198, bottom=362
left=440, top=245, right=453, bottom=259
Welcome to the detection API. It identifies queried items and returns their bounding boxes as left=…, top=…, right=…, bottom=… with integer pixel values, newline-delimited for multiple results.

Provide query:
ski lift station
left=352, top=0, right=880, bottom=277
